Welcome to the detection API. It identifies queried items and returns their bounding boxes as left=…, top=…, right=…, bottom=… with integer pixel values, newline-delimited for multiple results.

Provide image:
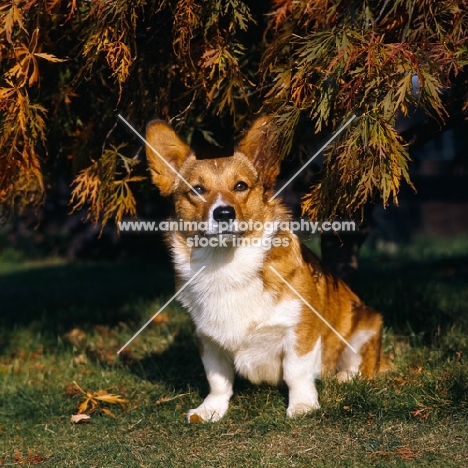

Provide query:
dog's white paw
left=286, top=400, right=320, bottom=418
left=187, top=396, right=229, bottom=423
left=336, top=369, right=360, bottom=382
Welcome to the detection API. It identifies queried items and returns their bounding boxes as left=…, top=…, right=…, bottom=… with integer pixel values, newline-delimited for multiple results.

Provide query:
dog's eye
left=191, top=185, right=206, bottom=195
left=234, top=181, right=248, bottom=192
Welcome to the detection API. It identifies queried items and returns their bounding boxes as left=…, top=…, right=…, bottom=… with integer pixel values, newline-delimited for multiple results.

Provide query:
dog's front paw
left=187, top=396, right=229, bottom=423
left=286, top=400, right=320, bottom=418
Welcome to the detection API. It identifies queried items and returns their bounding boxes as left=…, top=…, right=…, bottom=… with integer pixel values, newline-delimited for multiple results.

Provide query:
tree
left=1, top=0, right=467, bottom=234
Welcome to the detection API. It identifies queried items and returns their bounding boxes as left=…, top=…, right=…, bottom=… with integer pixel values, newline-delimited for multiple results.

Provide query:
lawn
left=0, top=236, right=467, bottom=467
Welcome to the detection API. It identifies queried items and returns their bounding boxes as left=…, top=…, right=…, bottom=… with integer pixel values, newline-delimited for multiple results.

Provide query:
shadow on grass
left=1, top=238, right=467, bottom=390
left=0, top=259, right=174, bottom=347
left=127, top=329, right=277, bottom=401
left=358, top=250, right=468, bottom=344
left=128, top=330, right=208, bottom=395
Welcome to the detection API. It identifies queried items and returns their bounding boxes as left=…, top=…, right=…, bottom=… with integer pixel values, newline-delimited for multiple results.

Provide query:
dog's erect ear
left=145, top=120, right=192, bottom=196
left=237, top=116, right=281, bottom=189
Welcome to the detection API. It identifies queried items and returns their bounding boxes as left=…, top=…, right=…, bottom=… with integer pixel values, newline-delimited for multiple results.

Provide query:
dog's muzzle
left=203, top=205, right=239, bottom=237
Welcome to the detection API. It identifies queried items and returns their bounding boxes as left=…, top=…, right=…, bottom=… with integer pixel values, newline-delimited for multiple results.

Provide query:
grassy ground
left=0, top=236, right=467, bottom=467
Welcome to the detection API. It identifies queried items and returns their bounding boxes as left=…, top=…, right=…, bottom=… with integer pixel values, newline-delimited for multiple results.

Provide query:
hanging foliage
left=0, top=0, right=466, bottom=226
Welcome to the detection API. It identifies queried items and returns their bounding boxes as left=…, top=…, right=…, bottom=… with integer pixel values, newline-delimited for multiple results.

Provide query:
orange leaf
left=13, top=449, right=23, bottom=464
left=94, top=393, right=128, bottom=406
left=34, top=52, right=66, bottom=63
left=101, top=407, right=116, bottom=418
left=3, top=4, right=26, bottom=43
left=153, top=312, right=169, bottom=324
left=410, top=407, right=430, bottom=420
left=26, top=451, right=43, bottom=464
left=77, top=398, right=91, bottom=414
left=64, top=328, right=87, bottom=347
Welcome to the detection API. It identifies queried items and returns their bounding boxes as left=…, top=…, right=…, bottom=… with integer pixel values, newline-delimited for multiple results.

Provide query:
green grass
left=1, top=236, right=467, bottom=467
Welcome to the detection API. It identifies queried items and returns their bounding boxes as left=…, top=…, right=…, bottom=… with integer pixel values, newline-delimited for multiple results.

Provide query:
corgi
left=145, top=117, right=384, bottom=423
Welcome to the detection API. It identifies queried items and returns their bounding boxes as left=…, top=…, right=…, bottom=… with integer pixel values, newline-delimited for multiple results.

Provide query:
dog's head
left=145, top=117, right=283, bottom=241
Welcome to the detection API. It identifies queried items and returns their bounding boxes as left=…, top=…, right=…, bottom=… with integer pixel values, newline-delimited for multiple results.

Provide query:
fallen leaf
left=369, top=446, right=418, bottom=461
left=70, top=381, right=129, bottom=416
left=394, top=446, right=418, bottom=460
left=86, top=347, right=117, bottom=365
left=94, top=392, right=128, bottom=406
left=64, top=328, right=87, bottom=347
left=78, top=398, right=91, bottom=414
left=30, top=347, right=43, bottom=360
left=64, top=383, right=82, bottom=397
left=408, top=365, right=424, bottom=374
left=26, top=452, right=43, bottom=464
left=70, top=414, right=91, bottom=423
left=393, top=377, right=408, bottom=386
left=13, top=449, right=23, bottom=464
left=73, top=354, right=87, bottom=365
left=12, top=449, right=43, bottom=464
left=410, top=407, right=430, bottom=420
left=94, top=325, right=114, bottom=337
left=101, top=407, right=116, bottom=418
left=153, top=312, right=169, bottom=324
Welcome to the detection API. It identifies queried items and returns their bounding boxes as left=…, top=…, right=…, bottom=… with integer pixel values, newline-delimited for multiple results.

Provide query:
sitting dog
left=145, top=117, right=384, bottom=422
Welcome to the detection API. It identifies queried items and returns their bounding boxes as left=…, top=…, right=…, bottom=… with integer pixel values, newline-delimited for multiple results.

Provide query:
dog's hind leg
left=358, top=330, right=383, bottom=378
left=336, top=305, right=382, bottom=381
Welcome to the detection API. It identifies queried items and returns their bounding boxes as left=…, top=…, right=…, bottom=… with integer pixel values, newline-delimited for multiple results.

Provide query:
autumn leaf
left=12, top=449, right=43, bottom=465
left=153, top=312, right=169, bottom=324
left=78, top=398, right=92, bottom=414
left=63, top=328, right=87, bottom=347
left=65, top=383, right=82, bottom=397
left=410, top=405, right=431, bottom=420
left=369, top=445, right=419, bottom=461
left=68, top=381, right=129, bottom=416
left=2, top=3, right=27, bottom=43
left=73, top=353, right=87, bottom=366
left=7, top=29, right=66, bottom=87
left=70, top=144, right=143, bottom=228
left=93, top=390, right=128, bottom=407
left=393, top=446, right=418, bottom=461
left=13, top=449, right=22, bottom=465
left=394, top=72, right=413, bottom=116
left=101, top=407, right=116, bottom=418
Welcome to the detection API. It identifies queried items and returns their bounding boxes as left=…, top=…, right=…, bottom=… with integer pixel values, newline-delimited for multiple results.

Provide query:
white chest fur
left=171, top=240, right=303, bottom=385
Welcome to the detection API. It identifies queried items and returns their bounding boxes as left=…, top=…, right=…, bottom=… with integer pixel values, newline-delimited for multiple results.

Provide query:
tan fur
left=145, top=117, right=385, bottom=422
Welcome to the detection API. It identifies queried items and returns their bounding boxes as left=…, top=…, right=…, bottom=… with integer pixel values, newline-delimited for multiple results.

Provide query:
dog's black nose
left=213, top=205, right=236, bottom=222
